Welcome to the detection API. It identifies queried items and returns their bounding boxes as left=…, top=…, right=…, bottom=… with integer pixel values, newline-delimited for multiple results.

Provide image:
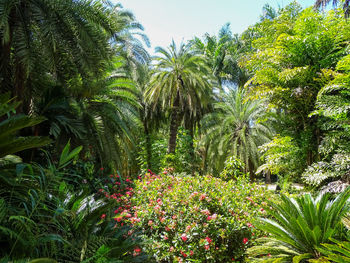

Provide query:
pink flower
left=201, top=209, right=210, bottom=215
left=243, top=237, right=248, bottom=244
left=148, top=220, right=153, bottom=226
left=170, top=246, right=174, bottom=252
left=101, top=214, right=106, bottom=219
left=204, top=245, right=210, bottom=250
left=207, top=215, right=212, bottom=221
left=190, top=250, right=194, bottom=256
left=200, top=194, right=207, bottom=201
left=181, top=234, right=188, bottom=242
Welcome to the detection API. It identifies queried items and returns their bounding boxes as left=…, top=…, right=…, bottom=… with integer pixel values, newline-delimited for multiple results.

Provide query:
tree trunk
left=168, top=90, right=181, bottom=154
left=248, top=159, right=255, bottom=181
left=143, top=120, right=152, bottom=171
left=265, top=169, right=271, bottom=184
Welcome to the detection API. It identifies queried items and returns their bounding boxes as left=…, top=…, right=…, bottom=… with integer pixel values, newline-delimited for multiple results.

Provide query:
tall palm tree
left=190, top=24, right=250, bottom=88
left=201, top=88, right=272, bottom=178
left=315, top=0, right=350, bottom=17
left=130, top=63, right=165, bottom=171
left=0, top=0, right=142, bottom=113
left=146, top=41, right=214, bottom=154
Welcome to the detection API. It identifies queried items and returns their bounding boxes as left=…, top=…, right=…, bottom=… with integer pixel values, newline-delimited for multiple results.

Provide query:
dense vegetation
left=2, top=0, right=350, bottom=262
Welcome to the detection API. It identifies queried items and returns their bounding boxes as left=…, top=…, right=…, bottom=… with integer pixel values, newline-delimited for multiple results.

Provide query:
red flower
left=205, top=237, right=212, bottom=244
left=100, top=214, right=106, bottom=219
left=133, top=247, right=141, bottom=257
left=204, top=245, right=210, bottom=250
left=180, top=251, right=187, bottom=258
left=181, top=234, right=188, bottom=242
left=100, top=167, right=104, bottom=171
left=243, top=237, right=248, bottom=244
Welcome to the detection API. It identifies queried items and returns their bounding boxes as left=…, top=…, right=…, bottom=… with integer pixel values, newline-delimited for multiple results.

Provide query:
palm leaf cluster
left=201, top=88, right=271, bottom=176
left=247, top=187, right=350, bottom=262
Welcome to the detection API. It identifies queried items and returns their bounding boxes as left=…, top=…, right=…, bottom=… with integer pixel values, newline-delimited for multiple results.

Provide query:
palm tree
left=190, top=24, right=250, bottom=88
left=315, top=0, right=350, bottom=17
left=130, top=63, right=165, bottom=171
left=146, top=41, right=214, bottom=154
left=201, top=88, right=271, bottom=178
left=0, top=0, right=142, bottom=113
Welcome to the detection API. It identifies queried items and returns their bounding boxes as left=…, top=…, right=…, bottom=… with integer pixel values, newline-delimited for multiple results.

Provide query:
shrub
left=247, top=187, right=350, bottom=262
left=220, top=156, right=245, bottom=181
left=128, top=173, right=272, bottom=262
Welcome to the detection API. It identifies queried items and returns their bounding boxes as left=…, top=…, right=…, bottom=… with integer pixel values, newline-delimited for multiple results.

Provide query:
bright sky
left=115, top=0, right=318, bottom=52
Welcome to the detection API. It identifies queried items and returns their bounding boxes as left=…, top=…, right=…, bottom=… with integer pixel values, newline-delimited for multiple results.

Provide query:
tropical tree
left=130, top=62, right=165, bottom=171
left=244, top=3, right=350, bottom=170
left=146, top=41, right=214, bottom=154
left=190, top=23, right=249, bottom=88
left=201, top=88, right=271, bottom=177
left=0, top=0, right=147, bottom=115
left=315, top=0, right=350, bottom=17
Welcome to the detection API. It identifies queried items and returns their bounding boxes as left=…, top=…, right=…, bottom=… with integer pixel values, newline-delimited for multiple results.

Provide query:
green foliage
left=201, top=88, right=272, bottom=176
left=164, top=127, right=199, bottom=174
left=258, top=135, right=303, bottom=178
left=138, top=127, right=199, bottom=174
left=0, top=140, right=145, bottom=262
left=146, top=41, right=215, bottom=154
left=302, top=152, right=350, bottom=188
left=319, top=238, right=350, bottom=262
left=190, top=23, right=249, bottom=87
left=244, top=3, right=350, bottom=172
left=0, top=93, right=51, bottom=158
left=138, top=136, right=167, bottom=174
left=130, top=173, right=273, bottom=262
left=220, top=156, right=246, bottom=181
left=247, top=187, right=350, bottom=262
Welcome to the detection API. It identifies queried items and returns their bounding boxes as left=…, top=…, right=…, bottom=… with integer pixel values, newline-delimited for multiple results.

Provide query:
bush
left=128, top=173, right=273, bottom=262
left=247, top=187, right=350, bottom=262
left=220, top=156, right=245, bottom=181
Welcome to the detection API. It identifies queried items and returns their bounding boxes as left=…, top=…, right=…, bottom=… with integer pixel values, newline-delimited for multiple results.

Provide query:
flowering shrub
left=128, top=173, right=273, bottom=262
left=97, top=172, right=148, bottom=261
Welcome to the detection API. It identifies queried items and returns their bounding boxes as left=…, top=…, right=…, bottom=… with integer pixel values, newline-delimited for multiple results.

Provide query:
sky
left=115, top=0, right=318, bottom=53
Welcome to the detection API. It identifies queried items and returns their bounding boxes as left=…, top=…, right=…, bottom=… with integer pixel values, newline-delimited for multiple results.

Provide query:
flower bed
left=127, top=173, right=272, bottom=262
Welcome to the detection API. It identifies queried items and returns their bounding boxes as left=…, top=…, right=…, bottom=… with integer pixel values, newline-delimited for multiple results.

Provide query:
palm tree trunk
left=248, top=159, right=255, bottom=181
left=168, top=90, right=181, bottom=154
left=143, top=120, right=152, bottom=170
